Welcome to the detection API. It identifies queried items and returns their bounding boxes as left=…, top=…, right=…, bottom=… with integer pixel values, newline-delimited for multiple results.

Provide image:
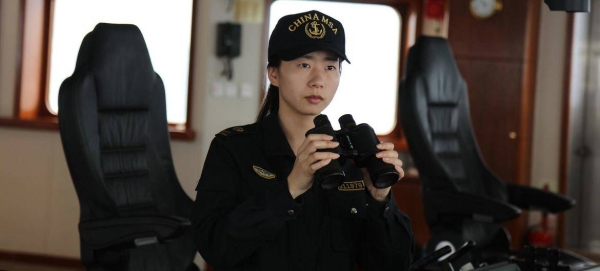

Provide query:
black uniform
left=191, top=112, right=414, bottom=271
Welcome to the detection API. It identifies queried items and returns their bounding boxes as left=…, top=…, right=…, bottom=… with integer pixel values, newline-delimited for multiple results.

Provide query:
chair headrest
left=405, top=36, right=463, bottom=105
left=74, top=23, right=155, bottom=109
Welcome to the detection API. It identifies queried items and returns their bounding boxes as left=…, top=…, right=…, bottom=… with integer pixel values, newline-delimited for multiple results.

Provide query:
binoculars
left=305, top=114, right=400, bottom=190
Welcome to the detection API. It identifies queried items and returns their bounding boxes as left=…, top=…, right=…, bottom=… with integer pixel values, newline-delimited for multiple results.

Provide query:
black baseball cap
left=268, top=10, right=350, bottom=63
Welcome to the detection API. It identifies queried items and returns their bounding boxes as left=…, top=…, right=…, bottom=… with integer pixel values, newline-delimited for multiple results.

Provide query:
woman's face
left=268, top=50, right=341, bottom=118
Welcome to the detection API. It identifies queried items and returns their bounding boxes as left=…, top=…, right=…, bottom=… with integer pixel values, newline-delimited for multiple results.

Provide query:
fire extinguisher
left=424, top=0, right=445, bottom=20
left=423, top=0, right=447, bottom=36
left=527, top=184, right=553, bottom=247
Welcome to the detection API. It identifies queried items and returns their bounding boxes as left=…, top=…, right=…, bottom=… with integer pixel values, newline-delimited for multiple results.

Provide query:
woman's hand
left=288, top=134, right=340, bottom=198
left=364, top=142, right=404, bottom=202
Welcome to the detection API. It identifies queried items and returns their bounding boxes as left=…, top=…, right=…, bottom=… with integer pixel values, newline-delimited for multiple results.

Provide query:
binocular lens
left=372, top=171, right=400, bottom=189
left=317, top=170, right=346, bottom=190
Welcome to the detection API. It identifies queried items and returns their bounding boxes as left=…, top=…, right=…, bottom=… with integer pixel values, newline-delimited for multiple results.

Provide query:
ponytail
left=256, top=57, right=282, bottom=121
left=256, top=84, right=279, bottom=121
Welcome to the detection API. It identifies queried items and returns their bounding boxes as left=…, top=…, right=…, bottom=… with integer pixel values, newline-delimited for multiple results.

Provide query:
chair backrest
left=58, top=23, right=190, bottom=221
left=399, top=36, right=507, bottom=202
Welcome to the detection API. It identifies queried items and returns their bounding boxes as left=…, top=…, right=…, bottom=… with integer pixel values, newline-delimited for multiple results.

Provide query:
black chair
left=58, top=23, right=198, bottom=271
left=399, top=36, right=576, bottom=266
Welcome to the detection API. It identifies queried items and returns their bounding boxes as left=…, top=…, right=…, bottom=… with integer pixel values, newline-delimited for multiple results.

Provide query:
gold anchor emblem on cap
left=253, top=166, right=276, bottom=180
left=305, top=21, right=325, bottom=39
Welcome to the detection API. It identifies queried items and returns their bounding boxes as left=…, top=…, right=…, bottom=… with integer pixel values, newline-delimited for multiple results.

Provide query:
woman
left=191, top=10, right=414, bottom=271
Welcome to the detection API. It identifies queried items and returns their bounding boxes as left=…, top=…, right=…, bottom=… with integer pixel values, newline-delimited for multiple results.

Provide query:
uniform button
left=384, top=206, right=390, bottom=213
left=350, top=207, right=358, bottom=214
left=287, top=210, right=295, bottom=216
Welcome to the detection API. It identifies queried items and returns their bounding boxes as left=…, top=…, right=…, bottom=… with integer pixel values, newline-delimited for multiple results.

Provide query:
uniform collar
left=259, top=111, right=296, bottom=157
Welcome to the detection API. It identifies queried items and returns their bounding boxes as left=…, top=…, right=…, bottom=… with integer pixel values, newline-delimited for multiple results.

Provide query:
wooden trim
left=518, top=0, right=541, bottom=186
left=557, top=13, right=575, bottom=249
left=509, top=0, right=541, bottom=249
left=182, top=0, right=200, bottom=141
left=38, top=0, right=53, bottom=117
left=0, top=117, right=195, bottom=140
left=18, top=0, right=47, bottom=119
left=0, top=250, right=83, bottom=269
left=168, top=124, right=196, bottom=140
left=13, top=0, right=26, bottom=118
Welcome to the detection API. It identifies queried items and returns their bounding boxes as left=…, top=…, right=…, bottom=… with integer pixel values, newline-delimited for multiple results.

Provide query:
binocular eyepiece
left=305, top=114, right=400, bottom=190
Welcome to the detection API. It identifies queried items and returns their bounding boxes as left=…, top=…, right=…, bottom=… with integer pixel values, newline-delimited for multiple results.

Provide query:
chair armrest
left=424, top=190, right=521, bottom=223
left=507, top=184, right=575, bottom=213
left=79, top=215, right=191, bottom=250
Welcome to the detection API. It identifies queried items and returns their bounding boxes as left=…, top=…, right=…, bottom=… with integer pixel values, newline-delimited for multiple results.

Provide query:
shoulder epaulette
left=215, top=123, right=257, bottom=138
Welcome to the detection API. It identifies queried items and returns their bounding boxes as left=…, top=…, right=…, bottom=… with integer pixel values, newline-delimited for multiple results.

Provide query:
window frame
left=0, top=0, right=198, bottom=140
left=263, top=0, right=422, bottom=151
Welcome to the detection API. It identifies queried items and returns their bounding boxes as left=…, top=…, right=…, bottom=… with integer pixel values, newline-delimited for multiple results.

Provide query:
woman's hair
left=256, top=56, right=282, bottom=121
left=255, top=55, right=344, bottom=122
